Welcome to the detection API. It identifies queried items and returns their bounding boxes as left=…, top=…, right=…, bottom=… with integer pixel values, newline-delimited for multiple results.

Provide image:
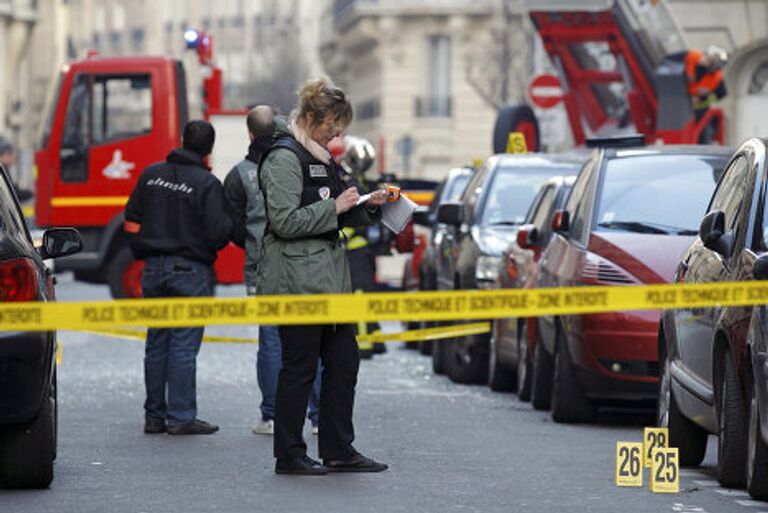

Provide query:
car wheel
left=488, top=327, right=516, bottom=392
left=0, top=389, right=55, bottom=488
left=432, top=336, right=450, bottom=375
left=517, top=322, right=532, bottom=402
left=717, top=350, right=748, bottom=487
left=108, top=244, right=144, bottom=299
left=449, top=333, right=489, bottom=385
left=531, top=334, right=553, bottom=410
left=551, top=334, right=595, bottom=424
left=747, top=370, right=768, bottom=499
left=658, top=350, right=707, bottom=466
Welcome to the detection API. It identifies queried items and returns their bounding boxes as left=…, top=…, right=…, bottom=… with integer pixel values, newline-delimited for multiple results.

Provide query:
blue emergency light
left=184, top=29, right=200, bottom=49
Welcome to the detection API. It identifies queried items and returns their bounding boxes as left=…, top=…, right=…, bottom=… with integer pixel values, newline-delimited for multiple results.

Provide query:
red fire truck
left=34, top=33, right=433, bottom=298
left=493, top=0, right=726, bottom=152
left=34, top=30, right=248, bottom=298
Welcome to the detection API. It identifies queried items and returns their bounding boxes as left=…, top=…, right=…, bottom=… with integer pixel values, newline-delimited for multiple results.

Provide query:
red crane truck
left=493, top=0, right=726, bottom=152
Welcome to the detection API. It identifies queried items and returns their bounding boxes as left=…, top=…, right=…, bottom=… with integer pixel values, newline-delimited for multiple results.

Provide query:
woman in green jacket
left=257, top=78, right=389, bottom=475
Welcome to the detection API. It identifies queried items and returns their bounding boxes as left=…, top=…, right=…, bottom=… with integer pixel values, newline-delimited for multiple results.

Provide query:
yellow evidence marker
left=650, top=447, right=679, bottom=493
left=506, top=132, right=528, bottom=154
left=643, top=427, right=668, bottom=467
left=615, top=442, right=643, bottom=487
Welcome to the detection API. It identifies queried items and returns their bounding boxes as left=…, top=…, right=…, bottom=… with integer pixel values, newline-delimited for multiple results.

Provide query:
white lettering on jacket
left=146, top=177, right=194, bottom=194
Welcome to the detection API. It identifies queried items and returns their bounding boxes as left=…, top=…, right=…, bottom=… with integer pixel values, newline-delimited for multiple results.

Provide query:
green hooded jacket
left=256, top=122, right=380, bottom=295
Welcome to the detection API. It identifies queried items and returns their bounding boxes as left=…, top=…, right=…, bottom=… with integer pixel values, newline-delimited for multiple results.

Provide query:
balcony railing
left=415, top=96, right=452, bottom=118
left=333, top=0, right=494, bottom=30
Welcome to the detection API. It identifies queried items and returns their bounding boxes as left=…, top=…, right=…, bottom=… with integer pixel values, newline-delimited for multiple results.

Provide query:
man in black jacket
left=124, top=120, right=232, bottom=435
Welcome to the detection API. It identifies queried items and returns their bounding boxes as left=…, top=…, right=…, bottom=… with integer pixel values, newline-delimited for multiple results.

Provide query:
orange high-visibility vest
left=685, top=49, right=723, bottom=97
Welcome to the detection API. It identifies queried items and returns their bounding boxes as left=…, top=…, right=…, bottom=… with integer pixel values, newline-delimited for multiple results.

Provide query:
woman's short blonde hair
left=297, top=78, right=353, bottom=131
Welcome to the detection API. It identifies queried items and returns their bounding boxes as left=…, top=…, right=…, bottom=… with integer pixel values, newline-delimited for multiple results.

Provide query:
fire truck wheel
left=492, top=104, right=540, bottom=154
left=108, top=246, right=144, bottom=299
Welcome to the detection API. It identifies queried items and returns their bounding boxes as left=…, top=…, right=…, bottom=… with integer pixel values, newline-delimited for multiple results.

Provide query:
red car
left=490, top=175, right=576, bottom=399
left=535, top=138, right=732, bottom=423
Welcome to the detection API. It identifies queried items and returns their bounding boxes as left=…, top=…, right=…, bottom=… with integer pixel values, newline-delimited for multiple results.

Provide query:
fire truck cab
left=35, top=55, right=244, bottom=297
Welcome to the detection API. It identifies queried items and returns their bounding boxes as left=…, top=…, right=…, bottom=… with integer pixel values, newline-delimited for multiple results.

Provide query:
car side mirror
left=516, top=224, right=540, bottom=250
left=699, top=210, right=733, bottom=257
left=412, top=206, right=430, bottom=227
left=552, top=210, right=570, bottom=233
left=754, top=254, right=768, bottom=281
left=437, top=202, right=462, bottom=226
left=39, top=228, right=83, bottom=260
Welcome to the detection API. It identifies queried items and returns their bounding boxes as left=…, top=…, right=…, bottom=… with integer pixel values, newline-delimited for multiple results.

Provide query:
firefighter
left=670, top=46, right=728, bottom=142
left=338, top=136, right=386, bottom=356
left=685, top=46, right=727, bottom=111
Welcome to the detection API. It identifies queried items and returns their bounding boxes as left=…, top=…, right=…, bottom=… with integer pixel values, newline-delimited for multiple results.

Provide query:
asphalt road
left=3, top=274, right=768, bottom=513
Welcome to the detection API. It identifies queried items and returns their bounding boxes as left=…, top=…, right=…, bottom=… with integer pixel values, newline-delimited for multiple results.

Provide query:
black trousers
left=274, top=324, right=360, bottom=460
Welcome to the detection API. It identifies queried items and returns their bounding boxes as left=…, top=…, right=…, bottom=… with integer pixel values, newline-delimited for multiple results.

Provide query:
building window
left=749, top=61, right=768, bottom=95
left=356, top=98, right=380, bottom=121
left=110, top=31, right=122, bottom=51
left=417, top=35, right=451, bottom=118
left=132, top=28, right=144, bottom=52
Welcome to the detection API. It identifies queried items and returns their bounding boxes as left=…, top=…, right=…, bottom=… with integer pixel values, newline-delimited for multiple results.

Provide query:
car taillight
left=0, top=257, right=39, bottom=302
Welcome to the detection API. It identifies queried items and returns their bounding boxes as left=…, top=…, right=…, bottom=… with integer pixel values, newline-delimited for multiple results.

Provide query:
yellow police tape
left=3, top=281, right=768, bottom=332
left=77, top=328, right=259, bottom=344
left=71, top=324, right=489, bottom=346
left=357, top=322, right=490, bottom=344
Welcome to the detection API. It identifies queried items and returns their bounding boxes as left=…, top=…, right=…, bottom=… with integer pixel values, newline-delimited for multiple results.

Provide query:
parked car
left=535, top=138, right=732, bottom=423
left=0, top=164, right=82, bottom=488
left=433, top=153, right=585, bottom=383
left=405, top=167, right=475, bottom=354
left=489, top=175, right=577, bottom=397
left=659, top=138, right=768, bottom=496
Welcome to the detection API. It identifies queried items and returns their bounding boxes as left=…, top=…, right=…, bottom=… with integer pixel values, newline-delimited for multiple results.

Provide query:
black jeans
left=274, top=324, right=360, bottom=461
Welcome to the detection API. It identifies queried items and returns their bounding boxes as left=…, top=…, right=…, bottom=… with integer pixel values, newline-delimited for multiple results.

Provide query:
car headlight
left=475, top=255, right=502, bottom=282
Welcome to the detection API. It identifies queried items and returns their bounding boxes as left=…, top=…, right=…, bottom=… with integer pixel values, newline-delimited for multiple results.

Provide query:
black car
left=433, top=153, right=584, bottom=384
left=659, top=138, right=768, bottom=497
left=407, top=167, right=475, bottom=354
left=0, top=164, right=82, bottom=488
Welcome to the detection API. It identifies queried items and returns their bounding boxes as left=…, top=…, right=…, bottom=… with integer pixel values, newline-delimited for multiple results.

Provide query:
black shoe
left=144, top=416, right=166, bottom=434
left=324, top=453, right=388, bottom=473
left=275, top=455, right=328, bottom=475
left=167, top=419, right=219, bottom=435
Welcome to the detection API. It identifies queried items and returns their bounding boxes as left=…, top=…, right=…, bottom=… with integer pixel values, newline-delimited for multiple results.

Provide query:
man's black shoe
left=275, top=456, right=328, bottom=475
left=324, top=453, right=388, bottom=473
left=144, top=416, right=166, bottom=434
left=167, top=419, right=219, bottom=435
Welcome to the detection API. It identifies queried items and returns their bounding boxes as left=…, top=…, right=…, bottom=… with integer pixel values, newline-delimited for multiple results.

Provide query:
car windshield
left=596, top=154, right=726, bottom=235
left=481, top=164, right=578, bottom=226
left=443, top=174, right=471, bottom=202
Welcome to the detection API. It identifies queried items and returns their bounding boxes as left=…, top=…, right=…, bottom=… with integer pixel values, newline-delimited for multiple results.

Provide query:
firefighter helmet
left=705, top=45, right=728, bottom=70
left=341, top=136, right=376, bottom=176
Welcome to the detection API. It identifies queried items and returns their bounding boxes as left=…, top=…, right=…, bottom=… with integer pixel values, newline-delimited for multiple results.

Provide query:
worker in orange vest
left=669, top=46, right=728, bottom=142
left=684, top=46, right=728, bottom=113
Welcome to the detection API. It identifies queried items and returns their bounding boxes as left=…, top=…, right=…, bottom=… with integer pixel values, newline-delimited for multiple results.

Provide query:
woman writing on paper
left=257, top=78, right=389, bottom=475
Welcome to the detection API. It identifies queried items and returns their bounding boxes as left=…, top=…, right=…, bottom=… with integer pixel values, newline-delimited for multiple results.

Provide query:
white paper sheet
left=379, top=195, right=417, bottom=234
